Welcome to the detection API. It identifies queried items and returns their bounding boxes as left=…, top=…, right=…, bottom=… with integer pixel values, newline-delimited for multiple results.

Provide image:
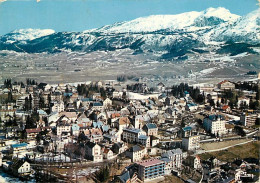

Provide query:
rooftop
left=137, top=159, right=164, bottom=167
left=11, top=143, right=27, bottom=148
left=145, top=123, right=157, bottom=129
left=123, top=128, right=141, bottom=134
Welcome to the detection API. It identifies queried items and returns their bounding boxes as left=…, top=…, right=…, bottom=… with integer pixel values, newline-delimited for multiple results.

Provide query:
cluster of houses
left=0, top=79, right=259, bottom=182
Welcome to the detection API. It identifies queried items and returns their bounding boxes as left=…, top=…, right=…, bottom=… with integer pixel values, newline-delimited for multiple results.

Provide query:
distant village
left=0, top=77, right=259, bottom=183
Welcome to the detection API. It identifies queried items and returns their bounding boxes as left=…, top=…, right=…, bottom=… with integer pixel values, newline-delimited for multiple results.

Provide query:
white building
left=85, top=142, right=103, bottom=162
left=203, top=115, right=227, bottom=136
left=182, top=135, right=200, bottom=151
left=122, top=128, right=150, bottom=147
left=126, top=145, right=146, bottom=162
left=122, top=128, right=146, bottom=143
left=240, top=113, right=259, bottom=127
left=103, top=148, right=114, bottom=160
left=56, top=124, right=71, bottom=136
left=11, top=160, right=31, bottom=176
left=103, top=98, right=112, bottom=108
left=51, top=101, right=64, bottom=113
left=161, top=148, right=183, bottom=173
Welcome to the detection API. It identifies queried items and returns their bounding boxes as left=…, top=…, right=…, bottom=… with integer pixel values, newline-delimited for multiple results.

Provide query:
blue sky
left=0, top=0, right=258, bottom=35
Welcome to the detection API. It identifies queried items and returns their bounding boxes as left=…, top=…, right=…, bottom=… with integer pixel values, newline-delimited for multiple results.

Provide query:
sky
left=0, top=0, right=259, bottom=35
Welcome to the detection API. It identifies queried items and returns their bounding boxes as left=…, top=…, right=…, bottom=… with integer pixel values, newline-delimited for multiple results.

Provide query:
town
left=0, top=76, right=259, bottom=183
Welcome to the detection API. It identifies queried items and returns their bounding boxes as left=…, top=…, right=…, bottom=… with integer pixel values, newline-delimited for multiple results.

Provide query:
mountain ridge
left=0, top=7, right=259, bottom=60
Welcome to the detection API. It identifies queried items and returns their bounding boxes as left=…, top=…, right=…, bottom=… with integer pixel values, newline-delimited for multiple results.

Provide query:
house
left=91, top=102, right=103, bottom=111
left=185, top=103, right=198, bottom=112
left=103, top=148, right=114, bottom=160
left=178, top=126, right=198, bottom=138
left=113, top=91, right=122, bottom=98
left=122, top=128, right=146, bottom=144
left=182, top=135, right=200, bottom=151
left=71, top=124, right=80, bottom=136
left=142, top=123, right=158, bottom=136
left=134, top=115, right=144, bottom=129
left=51, top=101, right=64, bottom=113
left=157, top=82, right=165, bottom=92
left=135, top=159, right=165, bottom=181
left=48, top=112, right=60, bottom=123
left=0, top=152, right=2, bottom=166
left=10, top=159, right=31, bottom=176
left=237, top=97, right=250, bottom=109
left=6, top=126, right=23, bottom=138
left=81, top=98, right=93, bottom=108
left=56, top=123, right=71, bottom=136
left=222, top=105, right=231, bottom=113
left=138, top=135, right=150, bottom=147
left=150, top=136, right=159, bottom=147
left=184, top=155, right=201, bottom=169
left=91, top=93, right=102, bottom=100
left=116, top=170, right=140, bottom=183
left=85, top=142, right=103, bottom=162
left=199, top=84, right=215, bottom=92
left=126, top=145, right=146, bottom=162
left=103, top=98, right=112, bottom=108
left=59, top=111, right=77, bottom=122
left=240, top=113, right=259, bottom=127
left=235, top=169, right=254, bottom=182
left=26, top=128, right=41, bottom=139
left=217, top=80, right=235, bottom=90
left=111, top=142, right=128, bottom=154
left=116, top=117, right=131, bottom=141
left=161, top=148, right=183, bottom=172
left=203, top=115, right=227, bottom=136
left=11, top=143, right=28, bottom=154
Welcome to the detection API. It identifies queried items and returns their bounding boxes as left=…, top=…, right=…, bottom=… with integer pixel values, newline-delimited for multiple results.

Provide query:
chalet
left=85, top=142, right=103, bottom=162
left=183, top=155, right=201, bottom=169
left=103, top=148, right=113, bottom=160
left=217, top=80, right=235, bottom=90
left=26, top=128, right=41, bottom=139
left=10, top=159, right=31, bottom=176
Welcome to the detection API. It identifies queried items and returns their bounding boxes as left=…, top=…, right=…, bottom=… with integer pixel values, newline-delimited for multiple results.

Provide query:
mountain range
left=0, top=7, right=259, bottom=60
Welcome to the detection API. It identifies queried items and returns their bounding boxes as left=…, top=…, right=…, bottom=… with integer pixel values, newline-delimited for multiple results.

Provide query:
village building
left=203, top=115, right=227, bottom=136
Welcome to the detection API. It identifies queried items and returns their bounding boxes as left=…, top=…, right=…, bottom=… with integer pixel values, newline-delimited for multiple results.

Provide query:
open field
left=0, top=50, right=259, bottom=86
left=158, top=175, right=184, bottom=183
left=200, top=139, right=251, bottom=151
left=199, top=141, right=260, bottom=162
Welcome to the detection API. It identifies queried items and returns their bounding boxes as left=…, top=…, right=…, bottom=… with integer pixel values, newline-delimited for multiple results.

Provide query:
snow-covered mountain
left=2, top=29, right=55, bottom=44
left=89, top=7, right=240, bottom=33
left=0, top=7, right=259, bottom=60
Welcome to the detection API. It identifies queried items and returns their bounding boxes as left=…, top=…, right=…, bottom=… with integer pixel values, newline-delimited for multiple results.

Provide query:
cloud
left=0, top=0, right=7, bottom=3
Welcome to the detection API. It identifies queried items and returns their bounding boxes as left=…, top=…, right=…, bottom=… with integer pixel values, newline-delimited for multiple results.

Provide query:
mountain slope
left=0, top=7, right=259, bottom=60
